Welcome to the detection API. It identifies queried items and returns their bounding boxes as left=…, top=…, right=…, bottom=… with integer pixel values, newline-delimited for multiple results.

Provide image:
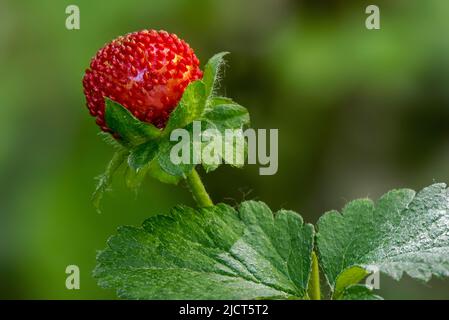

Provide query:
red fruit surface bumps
left=83, top=30, right=203, bottom=131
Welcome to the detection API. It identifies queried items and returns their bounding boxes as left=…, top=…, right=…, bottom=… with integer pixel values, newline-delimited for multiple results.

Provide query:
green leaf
left=163, top=80, right=206, bottom=134
left=203, top=52, right=229, bottom=98
left=337, top=285, right=383, bottom=300
left=94, top=201, right=315, bottom=300
left=157, top=101, right=250, bottom=175
left=317, top=183, right=449, bottom=295
left=156, top=139, right=196, bottom=178
left=92, top=150, right=127, bottom=213
left=128, top=140, right=160, bottom=171
left=203, top=103, right=250, bottom=131
left=104, top=98, right=161, bottom=147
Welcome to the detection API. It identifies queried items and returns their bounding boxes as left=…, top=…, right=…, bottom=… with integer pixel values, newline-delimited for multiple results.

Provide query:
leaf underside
left=94, top=201, right=314, bottom=300
left=317, top=183, right=449, bottom=296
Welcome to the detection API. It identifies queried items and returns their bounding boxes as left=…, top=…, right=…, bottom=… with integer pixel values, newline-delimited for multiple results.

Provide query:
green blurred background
left=1, top=0, right=449, bottom=299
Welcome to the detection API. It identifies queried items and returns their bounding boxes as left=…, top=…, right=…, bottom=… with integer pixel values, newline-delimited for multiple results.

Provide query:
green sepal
left=163, top=80, right=207, bottom=135
left=203, top=52, right=229, bottom=99
left=128, top=140, right=160, bottom=171
left=104, top=98, right=161, bottom=147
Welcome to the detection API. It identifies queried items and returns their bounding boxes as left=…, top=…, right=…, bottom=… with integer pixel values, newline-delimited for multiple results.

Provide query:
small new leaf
left=317, top=183, right=449, bottom=296
left=94, top=201, right=314, bottom=300
left=338, top=285, right=383, bottom=300
left=333, top=266, right=369, bottom=299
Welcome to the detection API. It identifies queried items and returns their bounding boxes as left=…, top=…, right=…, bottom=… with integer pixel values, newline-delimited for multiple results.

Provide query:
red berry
left=82, top=30, right=203, bottom=132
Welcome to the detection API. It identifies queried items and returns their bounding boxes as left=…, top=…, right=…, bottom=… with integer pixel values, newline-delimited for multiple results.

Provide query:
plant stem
left=308, top=251, right=321, bottom=300
left=185, top=168, right=213, bottom=207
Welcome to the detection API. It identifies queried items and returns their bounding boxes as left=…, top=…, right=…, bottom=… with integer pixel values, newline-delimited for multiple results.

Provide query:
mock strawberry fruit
left=83, top=30, right=203, bottom=132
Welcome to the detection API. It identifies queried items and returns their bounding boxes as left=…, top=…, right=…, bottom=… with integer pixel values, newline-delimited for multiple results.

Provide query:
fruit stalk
left=185, top=168, right=213, bottom=207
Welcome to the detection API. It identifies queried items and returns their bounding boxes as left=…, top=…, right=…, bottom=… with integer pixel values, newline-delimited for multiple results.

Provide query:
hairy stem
left=185, top=168, right=213, bottom=207
left=308, top=251, right=321, bottom=300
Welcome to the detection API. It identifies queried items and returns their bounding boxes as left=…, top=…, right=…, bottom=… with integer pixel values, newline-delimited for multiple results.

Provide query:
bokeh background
left=1, top=0, right=449, bottom=299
